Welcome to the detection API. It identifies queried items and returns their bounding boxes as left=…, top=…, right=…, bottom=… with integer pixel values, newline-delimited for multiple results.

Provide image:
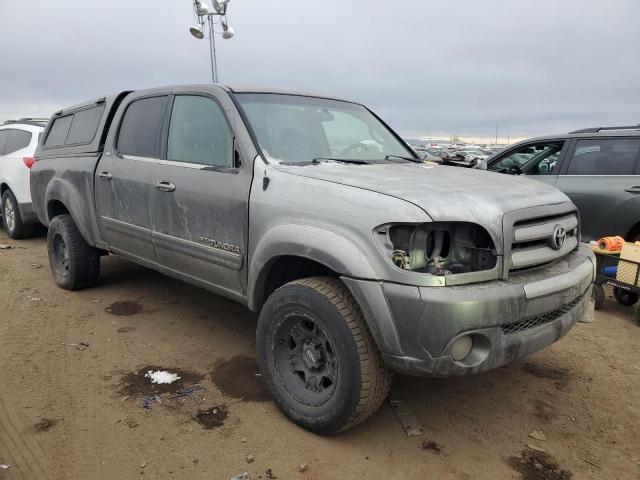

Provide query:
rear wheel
left=47, top=214, right=101, bottom=290
left=592, top=283, right=605, bottom=310
left=613, top=287, right=639, bottom=306
left=1, top=190, right=35, bottom=239
left=256, top=277, right=392, bottom=434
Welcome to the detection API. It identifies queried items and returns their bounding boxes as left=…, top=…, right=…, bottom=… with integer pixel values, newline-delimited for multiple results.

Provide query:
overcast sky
left=1, top=0, right=638, bottom=142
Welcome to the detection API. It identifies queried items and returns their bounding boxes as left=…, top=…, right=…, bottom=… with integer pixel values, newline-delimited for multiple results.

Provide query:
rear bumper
left=343, top=245, right=595, bottom=377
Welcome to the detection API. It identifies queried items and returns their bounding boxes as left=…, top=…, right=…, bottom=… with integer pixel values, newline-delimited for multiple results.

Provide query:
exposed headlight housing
left=379, top=222, right=497, bottom=275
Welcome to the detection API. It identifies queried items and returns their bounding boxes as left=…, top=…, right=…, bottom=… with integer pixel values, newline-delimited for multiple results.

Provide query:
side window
left=0, top=130, right=9, bottom=155
left=4, top=129, right=32, bottom=155
left=66, top=105, right=105, bottom=144
left=489, top=142, right=564, bottom=175
left=45, top=115, right=73, bottom=147
left=167, top=95, right=232, bottom=167
left=117, top=96, right=168, bottom=158
left=566, top=138, right=640, bottom=175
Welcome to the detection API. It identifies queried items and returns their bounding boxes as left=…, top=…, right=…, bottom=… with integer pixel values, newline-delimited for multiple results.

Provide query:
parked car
left=0, top=118, right=46, bottom=238
left=31, top=85, right=594, bottom=434
left=453, top=149, right=489, bottom=161
left=421, top=149, right=442, bottom=162
left=482, top=125, right=640, bottom=242
left=436, top=149, right=489, bottom=168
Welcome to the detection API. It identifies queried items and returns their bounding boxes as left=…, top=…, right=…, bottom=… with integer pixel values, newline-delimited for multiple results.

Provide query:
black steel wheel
left=47, top=214, right=101, bottom=290
left=613, top=287, right=639, bottom=306
left=273, top=313, right=338, bottom=407
left=257, top=277, right=392, bottom=434
left=592, top=283, right=605, bottom=310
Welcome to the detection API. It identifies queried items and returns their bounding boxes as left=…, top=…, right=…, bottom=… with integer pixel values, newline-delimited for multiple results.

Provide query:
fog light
left=451, top=336, right=473, bottom=361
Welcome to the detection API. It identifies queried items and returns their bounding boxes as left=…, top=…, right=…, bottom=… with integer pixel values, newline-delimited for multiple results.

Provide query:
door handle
left=98, top=171, right=112, bottom=180
left=155, top=181, right=176, bottom=192
left=624, top=186, right=640, bottom=194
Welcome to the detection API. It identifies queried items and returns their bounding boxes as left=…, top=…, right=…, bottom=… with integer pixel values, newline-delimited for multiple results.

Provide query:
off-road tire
left=592, top=283, right=605, bottom=310
left=47, top=214, right=100, bottom=290
left=256, top=276, right=392, bottom=435
left=1, top=189, right=35, bottom=239
left=613, top=287, right=639, bottom=306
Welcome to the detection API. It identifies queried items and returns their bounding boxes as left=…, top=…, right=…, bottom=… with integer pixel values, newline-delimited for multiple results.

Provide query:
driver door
left=487, top=140, right=568, bottom=187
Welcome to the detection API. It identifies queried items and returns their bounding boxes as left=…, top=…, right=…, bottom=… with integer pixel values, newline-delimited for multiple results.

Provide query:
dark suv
left=484, top=126, right=640, bottom=242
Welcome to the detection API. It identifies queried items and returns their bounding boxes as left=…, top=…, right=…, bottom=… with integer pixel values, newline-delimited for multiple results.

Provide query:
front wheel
left=256, top=277, right=392, bottom=434
left=47, top=214, right=101, bottom=290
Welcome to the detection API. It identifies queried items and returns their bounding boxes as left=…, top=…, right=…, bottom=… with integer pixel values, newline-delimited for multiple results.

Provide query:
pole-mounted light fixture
left=189, top=0, right=235, bottom=83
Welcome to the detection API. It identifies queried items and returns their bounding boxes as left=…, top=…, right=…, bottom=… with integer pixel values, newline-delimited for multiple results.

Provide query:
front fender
left=248, top=223, right=407, bottom=355
left=45, top=177, right=96, bottom=246
left=248, top=223, right=377, bottom=308
left=247, top=223, right=407, bottom=355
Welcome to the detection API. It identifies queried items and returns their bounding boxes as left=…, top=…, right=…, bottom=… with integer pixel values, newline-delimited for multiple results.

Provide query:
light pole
left=189, top=0, right=235, bottom=84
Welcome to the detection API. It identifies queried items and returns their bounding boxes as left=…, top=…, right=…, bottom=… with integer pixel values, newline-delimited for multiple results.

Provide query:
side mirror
left=475, top=159, right=488, bottom=170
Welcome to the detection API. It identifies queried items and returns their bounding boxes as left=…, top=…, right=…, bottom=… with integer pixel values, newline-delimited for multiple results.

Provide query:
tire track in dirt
left=0, top=395, right=50, bottom=480
left=0, top=234, right=53, bottom=480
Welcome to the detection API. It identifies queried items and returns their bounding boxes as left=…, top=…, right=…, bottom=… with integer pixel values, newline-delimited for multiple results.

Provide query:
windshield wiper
left=384, top=154, right=421, bottom=163
left=312, top=157, right=369, bottom=164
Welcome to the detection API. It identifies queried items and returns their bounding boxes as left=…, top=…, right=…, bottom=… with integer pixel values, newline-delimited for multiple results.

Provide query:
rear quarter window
left=4, top=129, right=32, bottom=154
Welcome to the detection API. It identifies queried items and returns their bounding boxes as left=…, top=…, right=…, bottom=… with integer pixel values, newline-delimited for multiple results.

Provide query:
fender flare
left=44, top=177, right=95, bottom=245
left=248, top=223, right=378, bottom=310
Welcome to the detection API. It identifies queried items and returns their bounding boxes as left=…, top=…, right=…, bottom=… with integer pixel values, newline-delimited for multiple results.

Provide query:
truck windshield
left=235, top=93, right=416, bottom=164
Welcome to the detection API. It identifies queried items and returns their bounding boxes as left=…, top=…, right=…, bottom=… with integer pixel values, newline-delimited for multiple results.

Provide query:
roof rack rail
left=19, top=117, right=49, bottom=122
left=1, top=118, right=48, bottom=127
left=569, top=124, right=640, bottom=134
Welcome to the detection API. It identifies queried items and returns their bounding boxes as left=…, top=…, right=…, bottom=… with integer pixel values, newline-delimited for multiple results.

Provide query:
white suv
left=0, top=119, right=46, bottom=238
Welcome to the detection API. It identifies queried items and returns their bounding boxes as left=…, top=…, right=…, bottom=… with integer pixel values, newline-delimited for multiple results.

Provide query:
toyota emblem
left=550, top=225, right=567, bottom=250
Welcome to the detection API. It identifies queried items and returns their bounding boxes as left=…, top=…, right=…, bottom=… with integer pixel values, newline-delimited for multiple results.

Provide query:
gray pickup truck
left=31, top=85, right=595, bottom=434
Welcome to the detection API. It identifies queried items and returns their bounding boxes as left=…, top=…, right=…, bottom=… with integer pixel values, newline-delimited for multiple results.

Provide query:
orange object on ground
left=596, top=236, right=625, bottom=252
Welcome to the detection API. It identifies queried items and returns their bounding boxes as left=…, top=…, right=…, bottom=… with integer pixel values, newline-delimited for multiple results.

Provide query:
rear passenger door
left=150, top=92, right=251, bottom=298
left=95, top=95, right=169, bottom=264
left=555, top=137, right=640, bottom=241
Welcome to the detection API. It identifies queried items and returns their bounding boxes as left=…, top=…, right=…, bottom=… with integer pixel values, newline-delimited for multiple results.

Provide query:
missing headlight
left=385, top=222, right=497, bottom=274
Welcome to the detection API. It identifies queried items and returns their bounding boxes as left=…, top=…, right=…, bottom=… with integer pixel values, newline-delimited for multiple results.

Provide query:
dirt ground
left=0, top=230, right=638, bottom=480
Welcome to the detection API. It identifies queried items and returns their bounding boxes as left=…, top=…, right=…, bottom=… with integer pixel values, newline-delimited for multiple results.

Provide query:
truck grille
left=509, top=213, right=579, bottom=270
left=501, top=291, right=586, bottom=335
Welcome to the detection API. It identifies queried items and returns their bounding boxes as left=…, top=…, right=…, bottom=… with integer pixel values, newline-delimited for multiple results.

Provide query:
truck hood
left=274, top=162, right=572, bottom=235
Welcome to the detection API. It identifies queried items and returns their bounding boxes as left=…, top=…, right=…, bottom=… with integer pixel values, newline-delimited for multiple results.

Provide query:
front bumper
left=343, top=245, right=595, bottom=377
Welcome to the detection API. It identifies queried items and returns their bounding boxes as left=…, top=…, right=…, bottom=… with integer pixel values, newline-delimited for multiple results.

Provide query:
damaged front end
left=375, top=222, right=500, bottom=285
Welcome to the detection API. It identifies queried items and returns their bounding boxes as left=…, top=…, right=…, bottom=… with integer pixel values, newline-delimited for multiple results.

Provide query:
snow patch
left=145, top=370, right=181, bottom=384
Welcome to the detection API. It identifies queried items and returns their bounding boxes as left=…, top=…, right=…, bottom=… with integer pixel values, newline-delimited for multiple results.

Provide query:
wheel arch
left=625, top=220, right=640, bottom=242
left=247, top=224, right=378, bottom=312
left=44, top=178, right=95, bottom=245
